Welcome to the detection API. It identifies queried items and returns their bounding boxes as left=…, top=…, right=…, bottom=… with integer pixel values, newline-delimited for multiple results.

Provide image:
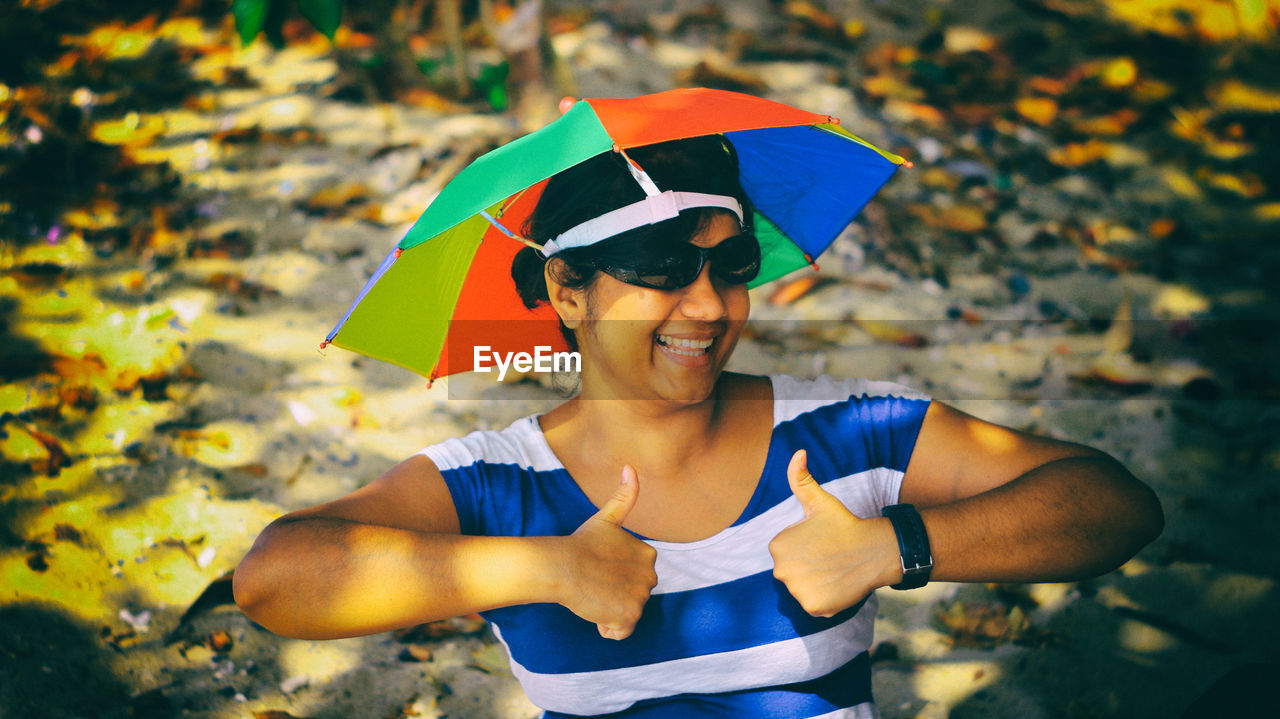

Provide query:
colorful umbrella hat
left=324, top=87, right=908, bottom=381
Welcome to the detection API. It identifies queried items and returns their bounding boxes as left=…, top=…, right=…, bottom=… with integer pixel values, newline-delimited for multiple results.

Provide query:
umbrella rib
left=479, top=210, right=542, bottom=251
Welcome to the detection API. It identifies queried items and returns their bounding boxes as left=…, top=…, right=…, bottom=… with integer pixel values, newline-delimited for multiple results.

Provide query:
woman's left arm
left=899, top=401, right=1164, bottom=583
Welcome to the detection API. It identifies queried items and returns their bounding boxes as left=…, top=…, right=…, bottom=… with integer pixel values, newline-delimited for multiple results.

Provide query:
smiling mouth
left=655, top=334, right=714, bottom=357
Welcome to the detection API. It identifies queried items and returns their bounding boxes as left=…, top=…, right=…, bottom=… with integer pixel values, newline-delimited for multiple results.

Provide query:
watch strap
left=881, top=503, right=933, bottom=590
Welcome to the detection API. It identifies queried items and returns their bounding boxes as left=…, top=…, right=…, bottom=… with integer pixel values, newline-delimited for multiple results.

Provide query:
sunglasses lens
left=710, top=234, right=761, bottom=284
left=598, top=234, right=762, bottom=290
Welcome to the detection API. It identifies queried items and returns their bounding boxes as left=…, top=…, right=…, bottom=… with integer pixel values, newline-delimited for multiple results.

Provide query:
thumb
left=594, top=465, right=640, bottom=526
left=787, top=450, right=834, bottom=517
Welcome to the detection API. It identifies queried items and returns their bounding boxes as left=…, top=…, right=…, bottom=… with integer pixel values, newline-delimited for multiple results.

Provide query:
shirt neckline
left=517, top=374, right=781, bottom=551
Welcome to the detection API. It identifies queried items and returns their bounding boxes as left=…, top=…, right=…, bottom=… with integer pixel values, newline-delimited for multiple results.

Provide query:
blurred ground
left=2, top=0, right=1279, bottom=717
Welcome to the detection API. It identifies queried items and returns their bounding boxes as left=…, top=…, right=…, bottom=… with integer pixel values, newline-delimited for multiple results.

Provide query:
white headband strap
left=540, top=191, right=743, bottom=256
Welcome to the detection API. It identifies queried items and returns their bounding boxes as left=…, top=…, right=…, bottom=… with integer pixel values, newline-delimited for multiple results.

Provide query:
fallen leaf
left=1103, top=293, right=1133, bottom=355
left=1015, top=96, right=1059, bottom=126
left=853, top=318, right=928, bottom=347
left=208, top=630, right=233, bottom=653
left=1070, top=109, right=1140, bottom=135
left=1027, top=75, right=1068, bottom=96
left=940, top=205, right=988, bottom=232
left=882, top=98, right=946, bottom=126
left=1048, top=139, right=1109, bottom=167
left=861, top=74, right=925, bottom=100
left=769, top=275, right=821, bottom=306
left=398, top=644, right=434, bottom=662
left=305, top=181, right=373, bottom=212
left=944, top=26, right=997, bottom=53
left=1099, top=57, right=1138, bottom=88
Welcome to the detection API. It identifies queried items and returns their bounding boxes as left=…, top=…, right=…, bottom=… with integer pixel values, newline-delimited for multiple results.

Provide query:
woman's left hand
left=769, top=450, right=902, bottom=618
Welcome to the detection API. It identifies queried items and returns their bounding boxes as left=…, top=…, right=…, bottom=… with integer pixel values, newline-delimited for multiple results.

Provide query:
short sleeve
left=419, top=439, right=487, bottom=536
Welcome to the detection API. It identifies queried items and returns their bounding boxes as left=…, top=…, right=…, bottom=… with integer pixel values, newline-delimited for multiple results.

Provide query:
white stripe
left=497, top=598, right=877, bottom=716
left=649, top=467, right=902, bottom=595
left=770, top=374, right=930, bottom=426
left=419, top=417, right=561, bottom=472
left=809, top=704, right=879, bottom=719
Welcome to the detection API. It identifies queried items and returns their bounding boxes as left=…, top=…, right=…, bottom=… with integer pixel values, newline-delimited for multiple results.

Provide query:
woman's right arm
left=232, top=455, right=657, bottom=640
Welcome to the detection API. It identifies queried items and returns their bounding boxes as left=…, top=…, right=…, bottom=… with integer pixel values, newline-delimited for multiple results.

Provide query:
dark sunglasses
left=594, top=234, right=762, bottom=290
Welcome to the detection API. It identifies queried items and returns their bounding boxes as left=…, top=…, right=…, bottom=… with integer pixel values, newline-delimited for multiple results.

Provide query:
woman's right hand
left=556, top=466, right=658, bottom=640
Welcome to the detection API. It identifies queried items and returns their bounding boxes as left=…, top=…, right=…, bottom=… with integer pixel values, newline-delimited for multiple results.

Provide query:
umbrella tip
left=903, top=160, right=915, bottom=169
left=559, top=97, right=577, bottom=114
left=319, top=339, right=330, bottom=349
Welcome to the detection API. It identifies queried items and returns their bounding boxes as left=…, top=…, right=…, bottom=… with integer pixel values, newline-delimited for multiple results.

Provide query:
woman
left=233, top=135, right=1163, bottom=718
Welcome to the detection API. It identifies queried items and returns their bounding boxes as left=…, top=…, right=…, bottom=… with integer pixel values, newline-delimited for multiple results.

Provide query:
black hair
left=510, top=135, right=752, bottom=349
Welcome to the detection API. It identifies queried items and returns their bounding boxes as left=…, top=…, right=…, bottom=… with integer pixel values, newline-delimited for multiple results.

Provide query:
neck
left=552, top=376, right=734, bottom=475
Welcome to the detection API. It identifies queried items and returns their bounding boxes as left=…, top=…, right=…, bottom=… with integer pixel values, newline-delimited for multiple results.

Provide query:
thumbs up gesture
left=558, top=466, right=658, bottom=640
left=769, top=450, right=902, bottom=617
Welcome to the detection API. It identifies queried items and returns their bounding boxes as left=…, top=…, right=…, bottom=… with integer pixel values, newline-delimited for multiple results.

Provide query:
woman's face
left=566, top=213, right=751, bottom=404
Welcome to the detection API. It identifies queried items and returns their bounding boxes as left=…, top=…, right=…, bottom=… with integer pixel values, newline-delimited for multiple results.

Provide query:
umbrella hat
left=324, top=88, right=907, bottom=381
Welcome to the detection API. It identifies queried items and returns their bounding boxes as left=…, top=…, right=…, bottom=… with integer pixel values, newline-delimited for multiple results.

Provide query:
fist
left=561, top=466, right=658, bottom=640
left=769, top=450, right=900, bottom=617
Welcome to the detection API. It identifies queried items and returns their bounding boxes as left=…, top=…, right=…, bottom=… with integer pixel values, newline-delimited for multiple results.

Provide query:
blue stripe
left=752, top=395, right=929, bottom=516
left=485, top=570, right=868, bottom=674
left=541, top=651, right=873, bottom=718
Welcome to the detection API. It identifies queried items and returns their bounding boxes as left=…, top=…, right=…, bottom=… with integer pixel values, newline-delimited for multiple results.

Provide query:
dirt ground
left=3, top=1, right=1279, bottom=717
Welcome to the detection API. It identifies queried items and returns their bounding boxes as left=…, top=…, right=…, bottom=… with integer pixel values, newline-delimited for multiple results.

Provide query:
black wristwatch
left=880, top=504, right=933, bottom=590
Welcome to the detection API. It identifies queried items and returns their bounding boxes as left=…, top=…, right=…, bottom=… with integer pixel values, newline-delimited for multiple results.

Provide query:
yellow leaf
left=90, top=112, right=166, bottom=145
left=1160, top=167, right=1205, bottom=200
left=861, top=74, right=924, bottom=100
left=1210, top=79, right=1280, bottom=113
left=1071, top=109, right=1140, bottom=136
left=1049, top=139, right=1108, bottom=167
left=1100, top=57, right=1138, bottom=88
left=1015, top=97, right=1058, bottom=126
left=940, top=205, right=988, bottom=232
left=1103, top=293, right=1133, bottom=355
left=1204, top=170, right=1266, bottom=198
left=1252, top=202, right=1280, bottom=220
left=944, top=26, right=997, bottom=53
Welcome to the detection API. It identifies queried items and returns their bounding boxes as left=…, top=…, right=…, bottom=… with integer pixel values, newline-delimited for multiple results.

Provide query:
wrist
left=870, top=516, right=907, bottom=589
left=880, top=504, right=934, bottom=590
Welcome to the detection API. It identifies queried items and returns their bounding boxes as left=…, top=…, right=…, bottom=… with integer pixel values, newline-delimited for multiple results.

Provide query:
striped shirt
left=421, top=374, right=931, bottom=718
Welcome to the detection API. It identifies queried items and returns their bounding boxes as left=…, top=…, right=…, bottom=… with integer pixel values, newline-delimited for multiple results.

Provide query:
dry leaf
left=769, top=275, right=821, bottom=306
left=861, top=74, right=925, bottom=100
left=305, top=181, right=373, bottom=212
left=1102, top=294, right=1133, bottom=355
left=208, top=630, right=233, bottom=653
left=1015, top=96, right=1058, bottom=126
left=940, top=205, right=988, bottom=233
left=398, top=644, right=434, bottom=662
left=853, top=318, right=928, bottom=347
left=944, top=26, right=997, bottom=53
left=1070, top=109, right=1140, bottom=135
left=882, top=99, right=946, bottom=126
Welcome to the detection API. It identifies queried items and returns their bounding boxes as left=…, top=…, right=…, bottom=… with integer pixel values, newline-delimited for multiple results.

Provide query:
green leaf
left=298, top=0, right=342, bottom=40
left=263, top=0, right=289, bottom=49
left=231, top=0, right=269, bottom=45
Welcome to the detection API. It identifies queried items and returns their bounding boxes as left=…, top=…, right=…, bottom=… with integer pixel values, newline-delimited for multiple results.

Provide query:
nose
left=677, top=263, right=728, bottom=321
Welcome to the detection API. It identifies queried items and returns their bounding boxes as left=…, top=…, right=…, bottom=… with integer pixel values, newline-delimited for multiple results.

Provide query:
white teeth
left=657, top=334, right=713, bottom=356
